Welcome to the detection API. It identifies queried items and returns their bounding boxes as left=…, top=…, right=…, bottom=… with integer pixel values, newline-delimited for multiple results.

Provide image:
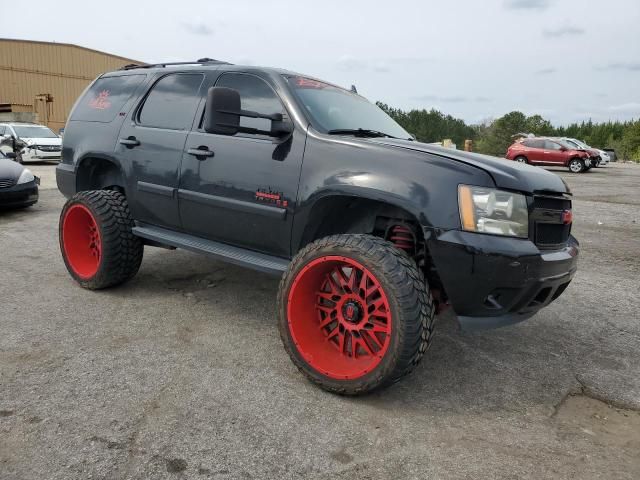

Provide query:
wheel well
left=76, top=158, right=125, bottom=193
left=298, top=196, right=447, bottom=303
left=299, top=196, right=417, bottom=250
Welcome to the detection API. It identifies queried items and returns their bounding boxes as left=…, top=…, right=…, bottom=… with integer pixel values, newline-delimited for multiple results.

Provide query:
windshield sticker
left=89, top=90, right=112, bottom=110
left=294, top=77, right=328, bottom=89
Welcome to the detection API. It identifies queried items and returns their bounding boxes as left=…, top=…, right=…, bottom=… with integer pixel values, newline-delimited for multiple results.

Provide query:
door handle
left=187, top=147, right=215, bottom=159
left=119, top=136, right=140, bottom=148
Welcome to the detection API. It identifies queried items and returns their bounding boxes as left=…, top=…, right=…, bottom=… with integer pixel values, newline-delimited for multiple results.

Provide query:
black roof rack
left=120, top=58, right=232, bottom=70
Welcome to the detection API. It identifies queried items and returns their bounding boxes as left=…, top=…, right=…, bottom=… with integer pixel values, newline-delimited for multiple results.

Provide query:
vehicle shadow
left=116, top=248, right=588, bottom=415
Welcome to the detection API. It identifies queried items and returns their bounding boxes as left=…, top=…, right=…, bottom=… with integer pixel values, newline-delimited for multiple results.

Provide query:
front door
left=543, top=140, right=566, bottom=165
left=117, top=72, right=205, bottom=229
left=178, top=72, right=305, bottom=258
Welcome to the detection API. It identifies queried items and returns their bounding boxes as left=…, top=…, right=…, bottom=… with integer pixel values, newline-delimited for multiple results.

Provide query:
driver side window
left=214, top=73, right=284, bottom=135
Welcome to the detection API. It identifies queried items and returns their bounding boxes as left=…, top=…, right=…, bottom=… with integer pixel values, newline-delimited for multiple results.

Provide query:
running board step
left=132, top=224, right=289, bottom=276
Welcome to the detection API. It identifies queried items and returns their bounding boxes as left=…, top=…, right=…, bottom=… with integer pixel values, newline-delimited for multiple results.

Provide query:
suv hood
left=369, top=138, right=569, bottom=195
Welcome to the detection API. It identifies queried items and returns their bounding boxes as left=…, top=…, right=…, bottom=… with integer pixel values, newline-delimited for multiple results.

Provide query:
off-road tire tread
left=60, top=190, right=143, bottom=289
left=278, top=234, right=435, bottom=395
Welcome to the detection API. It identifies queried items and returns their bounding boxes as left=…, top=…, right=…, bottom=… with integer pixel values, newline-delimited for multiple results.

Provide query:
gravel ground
left=1, top=162, right=639, bottom=480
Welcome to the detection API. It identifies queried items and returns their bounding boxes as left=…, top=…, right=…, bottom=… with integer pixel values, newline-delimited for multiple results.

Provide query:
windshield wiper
left=327, top=128, right=400, bottom=139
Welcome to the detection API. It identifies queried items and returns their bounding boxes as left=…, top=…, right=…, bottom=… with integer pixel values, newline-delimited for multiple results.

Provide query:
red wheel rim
left=62, top=204, right=101, bottom=279
left=287, top=256, right=392, bottom=380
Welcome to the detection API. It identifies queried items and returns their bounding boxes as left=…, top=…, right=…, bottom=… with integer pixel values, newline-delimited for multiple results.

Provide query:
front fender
left=292, top=132, right=495, bottom=251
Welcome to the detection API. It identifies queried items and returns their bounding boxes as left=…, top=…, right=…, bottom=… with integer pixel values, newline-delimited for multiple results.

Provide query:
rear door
left=543, top=140, right=566, bottom=165
left=178, top=71, right=304, bottom=257
left=117, top=72, right=205, bottom=229
left=524, top=139, right=546, bottom=164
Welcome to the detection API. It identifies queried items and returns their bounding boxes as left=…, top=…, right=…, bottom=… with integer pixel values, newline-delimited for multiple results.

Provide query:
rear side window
left=545, top=140, right=562, bottom=150
left=524, top=139, right=544, bottom=149
left=138, top=74, right=204, bottom=130
left=71, top=74, right=145, bottom=123
left=0, top=125, right=5, bottom=135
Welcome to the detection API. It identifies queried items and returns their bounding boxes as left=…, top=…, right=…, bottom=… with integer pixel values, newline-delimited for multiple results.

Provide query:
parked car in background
left=506, top=137, right=593, bottom=173
left=602, top=148, right=617, bottom=161
left=0, top=150, right=39, bottom=208
left=0, top=123, right=62, bottom=163
left=557, top=137, right=609, bottom=167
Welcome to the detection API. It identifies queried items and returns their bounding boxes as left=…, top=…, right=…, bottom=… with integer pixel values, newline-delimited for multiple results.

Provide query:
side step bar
left=132, top=224, right=289, bottom=276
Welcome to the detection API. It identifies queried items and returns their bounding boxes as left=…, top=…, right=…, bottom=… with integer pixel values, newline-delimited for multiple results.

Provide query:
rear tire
left=514, top=156, right=528, bottom=164
left=568, top=158, right=585, bottom=173
left=59, top=190, right=143, bottom=289
left=278, top=234, right=435, bottom=395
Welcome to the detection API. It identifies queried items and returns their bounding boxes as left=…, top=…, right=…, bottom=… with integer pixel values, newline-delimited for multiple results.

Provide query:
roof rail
left=120, top=58, right=232, bottom=70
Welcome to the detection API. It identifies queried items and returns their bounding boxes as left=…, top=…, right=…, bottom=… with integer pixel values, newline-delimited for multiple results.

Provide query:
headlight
left=17, top=168, right=35, bottom=184
left=458, top=185, right=529, bottom=238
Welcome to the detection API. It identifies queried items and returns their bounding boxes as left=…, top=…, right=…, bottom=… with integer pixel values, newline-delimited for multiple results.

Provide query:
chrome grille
left=37, top=145, right=61, bottom=152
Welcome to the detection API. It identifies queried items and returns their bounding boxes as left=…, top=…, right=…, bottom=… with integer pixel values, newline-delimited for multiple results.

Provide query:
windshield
left=12, top=126, right=58, bottom=139
left=285, top=76, right=411, bottom=140
left=568, top=138, right=588, bottom=148
left=558, top=139, right=580, bottom=149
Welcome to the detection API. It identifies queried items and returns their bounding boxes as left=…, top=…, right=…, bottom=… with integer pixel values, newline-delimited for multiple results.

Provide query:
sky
left=6, top=0, right=639, bottom=125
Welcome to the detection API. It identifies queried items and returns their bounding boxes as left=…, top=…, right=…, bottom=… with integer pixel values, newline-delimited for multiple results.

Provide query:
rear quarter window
left=524, top=139, right=545, bottom=149
left=71, top=74, right=145, bottom=123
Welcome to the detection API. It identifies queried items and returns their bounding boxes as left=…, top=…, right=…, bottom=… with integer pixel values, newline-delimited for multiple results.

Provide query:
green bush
left=376, top=101, right=639, bottom=162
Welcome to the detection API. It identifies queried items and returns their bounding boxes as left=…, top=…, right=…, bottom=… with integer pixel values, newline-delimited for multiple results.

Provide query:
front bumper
left=22, top=149, right=62, bottom=161
left=427, top=229, right=578, bottom=331
left=0, top=180, right=39, bottom=207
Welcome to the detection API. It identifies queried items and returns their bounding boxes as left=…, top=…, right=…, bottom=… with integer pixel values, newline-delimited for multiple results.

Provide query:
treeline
left=376, top=102, right=640, bottom=161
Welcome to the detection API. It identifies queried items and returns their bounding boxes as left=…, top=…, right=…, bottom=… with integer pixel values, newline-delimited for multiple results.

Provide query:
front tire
left=568, top=158, right=585, bottom=173
left=59, top=190, right=143, bottom=289
left=278, top=234, right=435, bottom=395
left=514, top=156, right=528, bottom=164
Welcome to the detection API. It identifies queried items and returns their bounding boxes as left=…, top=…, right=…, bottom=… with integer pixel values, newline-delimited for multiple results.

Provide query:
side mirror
left=271, top=115, right=294, bottom=136
left=5, top=151, right=16, bottom=159
left=203, top=86, right=293, bottom=138
left=559, top=146, right=567, bottom=151
left=203, top=87, right=241, bottom=136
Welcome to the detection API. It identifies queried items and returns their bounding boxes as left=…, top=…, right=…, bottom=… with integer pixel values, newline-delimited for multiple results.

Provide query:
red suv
left=506, top=138, right=592, bottom=173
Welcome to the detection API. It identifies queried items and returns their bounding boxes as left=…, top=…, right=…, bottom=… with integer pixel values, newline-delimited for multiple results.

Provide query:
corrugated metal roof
left=0, top=38, right=146, bottom=130
left=0, top=38, right=143, bottom=64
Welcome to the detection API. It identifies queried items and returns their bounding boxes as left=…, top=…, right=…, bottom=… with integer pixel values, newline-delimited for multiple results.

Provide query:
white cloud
left=607, top=103, right=640, bottom=113
left=182, top=22, right=214, bottom=36
left=504, top=0, right=551, bottom=10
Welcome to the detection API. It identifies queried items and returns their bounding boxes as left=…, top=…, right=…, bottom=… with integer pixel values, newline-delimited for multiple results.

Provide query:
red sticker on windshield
left=295, top=77, right=327, bottom=89
left=89, top=90, right=112, bottom=110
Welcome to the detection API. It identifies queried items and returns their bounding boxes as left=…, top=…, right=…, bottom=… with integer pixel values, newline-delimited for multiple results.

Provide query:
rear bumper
left=56, top=163, right=76, bottom=198
left=427, top=229, right=579, bottom=331
left=0, top=180, right=39, bottom=207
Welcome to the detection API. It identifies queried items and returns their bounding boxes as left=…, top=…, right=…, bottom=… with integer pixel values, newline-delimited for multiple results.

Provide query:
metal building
left=0, top=38, right=142, bottom=132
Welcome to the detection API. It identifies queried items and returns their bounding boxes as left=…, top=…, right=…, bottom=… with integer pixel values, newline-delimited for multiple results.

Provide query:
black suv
left=56, top=60, right=579, bottom=394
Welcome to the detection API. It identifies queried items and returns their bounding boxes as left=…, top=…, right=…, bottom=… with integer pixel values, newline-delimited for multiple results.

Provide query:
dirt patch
left=553, top=394, right=640, bottom=457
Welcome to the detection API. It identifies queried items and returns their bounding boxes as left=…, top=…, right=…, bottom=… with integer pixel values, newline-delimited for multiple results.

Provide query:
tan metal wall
left=0, top=38, right=141, bottom=132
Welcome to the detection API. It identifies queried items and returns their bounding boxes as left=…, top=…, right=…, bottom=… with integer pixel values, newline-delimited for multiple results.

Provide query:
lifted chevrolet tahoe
left=56, top=59, right=579, bottom=395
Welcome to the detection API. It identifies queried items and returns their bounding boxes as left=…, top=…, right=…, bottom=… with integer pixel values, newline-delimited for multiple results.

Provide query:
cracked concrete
left=1, top=162, right=639, bottom=479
